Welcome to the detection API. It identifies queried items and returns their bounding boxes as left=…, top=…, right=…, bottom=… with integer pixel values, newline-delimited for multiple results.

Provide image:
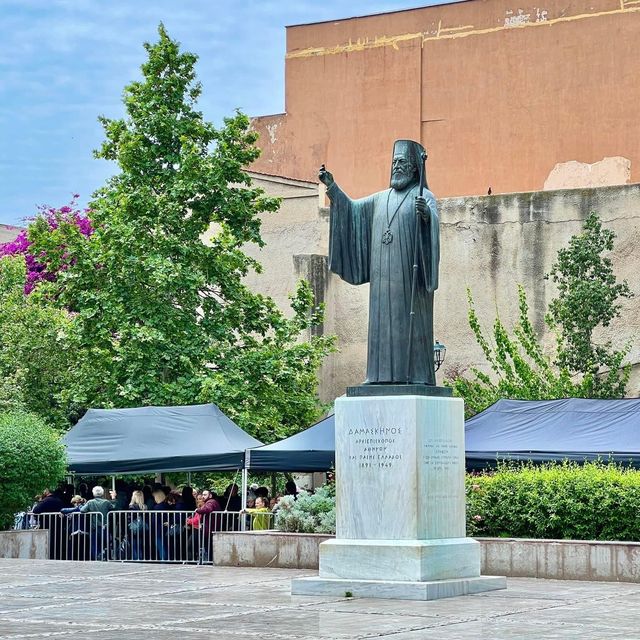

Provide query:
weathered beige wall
left=435, top=184, right=640, bottom=392
left=245, top=175, right=640, bottom=402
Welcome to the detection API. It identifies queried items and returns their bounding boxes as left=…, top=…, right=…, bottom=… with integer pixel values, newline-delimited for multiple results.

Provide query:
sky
left=0, top=0, right=455, bottom=227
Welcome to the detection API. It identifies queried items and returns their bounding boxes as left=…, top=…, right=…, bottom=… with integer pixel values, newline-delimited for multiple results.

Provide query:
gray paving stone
left=1, top=559, right=640, bottom=639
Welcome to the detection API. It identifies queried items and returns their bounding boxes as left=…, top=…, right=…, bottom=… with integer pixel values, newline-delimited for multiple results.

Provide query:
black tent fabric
left=247, top=414, right=335, bottom=471
left=465, top=398, right=640, bottom=468
left=62, top=404, right=263, bottom=474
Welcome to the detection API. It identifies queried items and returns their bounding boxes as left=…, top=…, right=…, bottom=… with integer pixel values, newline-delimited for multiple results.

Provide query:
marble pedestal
left=292, top=394, right=506, bottom=600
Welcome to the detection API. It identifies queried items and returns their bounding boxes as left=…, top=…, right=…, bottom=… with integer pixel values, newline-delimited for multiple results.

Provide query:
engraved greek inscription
left=347, top=425, right=406, bottom=471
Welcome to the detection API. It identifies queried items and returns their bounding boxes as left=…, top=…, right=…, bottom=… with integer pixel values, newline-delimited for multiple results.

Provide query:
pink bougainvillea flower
left=0, top=196, right=93, bottom=294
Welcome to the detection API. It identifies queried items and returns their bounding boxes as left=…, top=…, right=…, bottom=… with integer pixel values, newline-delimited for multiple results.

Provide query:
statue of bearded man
left=319, top=139, right=440, bottom=386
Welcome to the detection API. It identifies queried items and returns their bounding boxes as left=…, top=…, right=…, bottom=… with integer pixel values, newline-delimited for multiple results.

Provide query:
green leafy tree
left=200, top=282, right=333, bottom=443
left=449, top=213, right=632, bottom=415
left=0, top=258, right=73, bottom=430
left=24, top=25, right=333, bottom=436
left=449, top=286, right=582, bottom=417
left=0, top=411, right=67, bottom=529
left=546, top=212, right=633, bottom=397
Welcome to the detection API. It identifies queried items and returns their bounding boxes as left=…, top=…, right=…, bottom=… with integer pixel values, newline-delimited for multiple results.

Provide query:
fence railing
left=25, top=510, right=276, bottom=563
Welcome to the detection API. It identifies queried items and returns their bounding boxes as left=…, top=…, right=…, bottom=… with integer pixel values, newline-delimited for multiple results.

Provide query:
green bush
left=466, top=462, right=640, bottom=541
left=0, top=411, right=67, bottom=529
left=274, top=485, right=336, bottom=534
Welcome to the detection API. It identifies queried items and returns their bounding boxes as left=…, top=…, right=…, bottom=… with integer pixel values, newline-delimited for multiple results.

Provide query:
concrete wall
left=213, top=531, right=332, bottom=569
left=251, top=0, right=640, bottom=200
left=246, top=175, right=640, bottom=401
left=481, top=538, right=640, bottom=583
left=213, top=532, right=640, bottom=583
left=0, top=530, right=48, bottom=560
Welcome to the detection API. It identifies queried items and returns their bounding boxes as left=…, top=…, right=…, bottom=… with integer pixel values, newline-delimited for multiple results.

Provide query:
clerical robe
left=327, top=182, right=440, bottom=385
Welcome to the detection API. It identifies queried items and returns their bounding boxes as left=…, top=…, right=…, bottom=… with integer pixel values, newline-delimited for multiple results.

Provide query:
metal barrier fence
left=27, top=512, right=105, bottom=561
left=26, top=510, right=276, bottom=563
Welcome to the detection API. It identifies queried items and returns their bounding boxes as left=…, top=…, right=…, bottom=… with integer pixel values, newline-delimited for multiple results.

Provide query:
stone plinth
left=292, top=394, right=505, bottom=600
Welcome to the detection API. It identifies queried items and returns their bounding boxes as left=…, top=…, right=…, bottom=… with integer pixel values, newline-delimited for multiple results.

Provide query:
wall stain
left=287, top=4, right=640, bottom=59
left=293, top=254, right=328, bottom=337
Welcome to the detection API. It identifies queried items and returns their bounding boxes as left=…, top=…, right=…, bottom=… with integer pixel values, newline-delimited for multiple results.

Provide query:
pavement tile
left=166, top=609, right=438, bottom=639
left=2, top=560, right=640, bottom=639
left=384, top=619, right=635, bottom=639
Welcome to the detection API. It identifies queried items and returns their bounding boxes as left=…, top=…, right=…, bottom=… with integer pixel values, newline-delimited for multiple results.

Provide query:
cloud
left=0, top=0, right=444, bottom=225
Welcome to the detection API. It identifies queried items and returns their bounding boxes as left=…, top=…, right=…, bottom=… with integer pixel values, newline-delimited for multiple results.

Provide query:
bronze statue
left=319, top=139, right=439, bottom=386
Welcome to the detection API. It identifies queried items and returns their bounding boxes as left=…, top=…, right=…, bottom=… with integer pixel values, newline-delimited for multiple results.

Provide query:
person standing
left=79, top=486, right=114, bottom=560
left=195, top=490, right=221, bottom=562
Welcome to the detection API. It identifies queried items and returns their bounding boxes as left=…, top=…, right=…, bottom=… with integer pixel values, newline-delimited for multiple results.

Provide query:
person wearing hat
left=319, top=140, right=440, bottom=386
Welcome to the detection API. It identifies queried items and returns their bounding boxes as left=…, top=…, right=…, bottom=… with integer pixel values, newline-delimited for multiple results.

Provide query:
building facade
left=251, top=0, right=640, bottom=200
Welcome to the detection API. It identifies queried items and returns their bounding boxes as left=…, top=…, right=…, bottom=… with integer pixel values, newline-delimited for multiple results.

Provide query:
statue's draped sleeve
left=419, top=190, right=440, bottom=293
left=327, top=183, right=374, bottom=285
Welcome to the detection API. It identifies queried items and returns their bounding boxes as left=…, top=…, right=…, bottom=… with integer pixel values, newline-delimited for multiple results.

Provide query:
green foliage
left=466, top=462, right=640, bottom=541
left=546, top=212, right=633, bottom=397
left=0, top=258, right=74, bottom=430
left=449, top=286, right=583, bottom=417
left=200, top=280, right=335, bottom=443
left=274, top=485, right=336, bottom=534
left=0, top=411, right=67, bottom=529
left=19, top=25, right=333, bottom=436
left=450, top=213, right=632, bottom=415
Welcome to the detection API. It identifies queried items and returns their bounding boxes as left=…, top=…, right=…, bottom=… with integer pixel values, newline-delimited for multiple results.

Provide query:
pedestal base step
left=291, top=575, right=506, bottom=601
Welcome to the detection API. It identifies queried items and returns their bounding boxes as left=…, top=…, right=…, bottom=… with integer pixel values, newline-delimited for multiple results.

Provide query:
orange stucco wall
left=251, top=0, right=640, bottom=199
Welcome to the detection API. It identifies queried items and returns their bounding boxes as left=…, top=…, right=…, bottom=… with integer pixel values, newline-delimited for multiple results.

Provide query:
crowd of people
left=25, top=479, right=301, bottom=562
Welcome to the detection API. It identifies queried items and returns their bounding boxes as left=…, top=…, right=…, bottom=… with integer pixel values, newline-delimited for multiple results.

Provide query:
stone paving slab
left=0, top=559, right=640, bottom=639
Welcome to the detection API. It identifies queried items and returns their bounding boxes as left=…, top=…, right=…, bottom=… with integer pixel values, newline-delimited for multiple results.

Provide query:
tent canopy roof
left=248, top=414, right=335, bottom=471
left=62, top=404, right=263, bottom=475
left=465, top=398, right=640, bottom=466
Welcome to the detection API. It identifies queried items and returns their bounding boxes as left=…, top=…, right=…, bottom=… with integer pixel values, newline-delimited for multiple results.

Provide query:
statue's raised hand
left=415, top=195, right=430, bottom=220
left=319, top=164, right=334, bottom=188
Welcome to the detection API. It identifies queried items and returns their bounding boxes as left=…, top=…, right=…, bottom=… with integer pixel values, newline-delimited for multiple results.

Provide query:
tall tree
left=24, top=25, right=333, bottom=436
left=449, top=213, right=633, bottom=415
left=546, top=212, right=633, bottom=397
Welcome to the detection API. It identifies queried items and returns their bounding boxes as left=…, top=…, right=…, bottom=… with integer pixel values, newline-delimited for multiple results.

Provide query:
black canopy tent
left=62, top=404, right=263, bottom=475
left=465, top=398, right=640, bottom=469
left=247, top=414, right=335, bottom=472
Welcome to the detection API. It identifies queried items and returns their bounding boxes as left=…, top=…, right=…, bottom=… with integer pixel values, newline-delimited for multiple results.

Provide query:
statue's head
left=390, top=139, right=427, bottom=191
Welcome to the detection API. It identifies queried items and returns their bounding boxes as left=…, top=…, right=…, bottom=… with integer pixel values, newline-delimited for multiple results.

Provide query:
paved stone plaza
left=1, top=559, right=640, bottom=639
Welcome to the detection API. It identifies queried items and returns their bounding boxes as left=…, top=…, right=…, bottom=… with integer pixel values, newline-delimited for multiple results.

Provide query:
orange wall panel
left=251, top=0, right=640, bottom=198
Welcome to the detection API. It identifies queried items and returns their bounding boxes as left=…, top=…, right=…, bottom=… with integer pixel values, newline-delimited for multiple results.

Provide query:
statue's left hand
left=415, top=195, right=430, bottom=219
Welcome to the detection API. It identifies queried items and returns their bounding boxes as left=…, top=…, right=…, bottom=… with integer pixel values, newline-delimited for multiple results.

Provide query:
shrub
left=274, top=485, right=336, bottom=534
left=466, top=462, right=640, bottom=541
left=0, top=411, right=67, bottom=529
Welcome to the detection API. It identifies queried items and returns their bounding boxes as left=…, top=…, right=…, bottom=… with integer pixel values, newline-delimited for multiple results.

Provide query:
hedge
left=0, top=410, right=67, bottom=529
left=466, top=462, right=640, bottom=541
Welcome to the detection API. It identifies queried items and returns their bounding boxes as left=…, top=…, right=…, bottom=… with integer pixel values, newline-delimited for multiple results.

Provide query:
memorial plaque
left=335, top=395, right=465, bottom=540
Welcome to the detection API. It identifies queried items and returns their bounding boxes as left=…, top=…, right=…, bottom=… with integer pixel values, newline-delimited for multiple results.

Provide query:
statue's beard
left=390, top=171, right=416, bottom=191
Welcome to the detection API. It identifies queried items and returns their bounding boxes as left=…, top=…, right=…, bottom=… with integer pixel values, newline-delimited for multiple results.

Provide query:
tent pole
left=241, top=464, right=248, bottom=532
left=111, top=476, right=116, bottom=493
left=187, top=471, right=192, bottom=486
